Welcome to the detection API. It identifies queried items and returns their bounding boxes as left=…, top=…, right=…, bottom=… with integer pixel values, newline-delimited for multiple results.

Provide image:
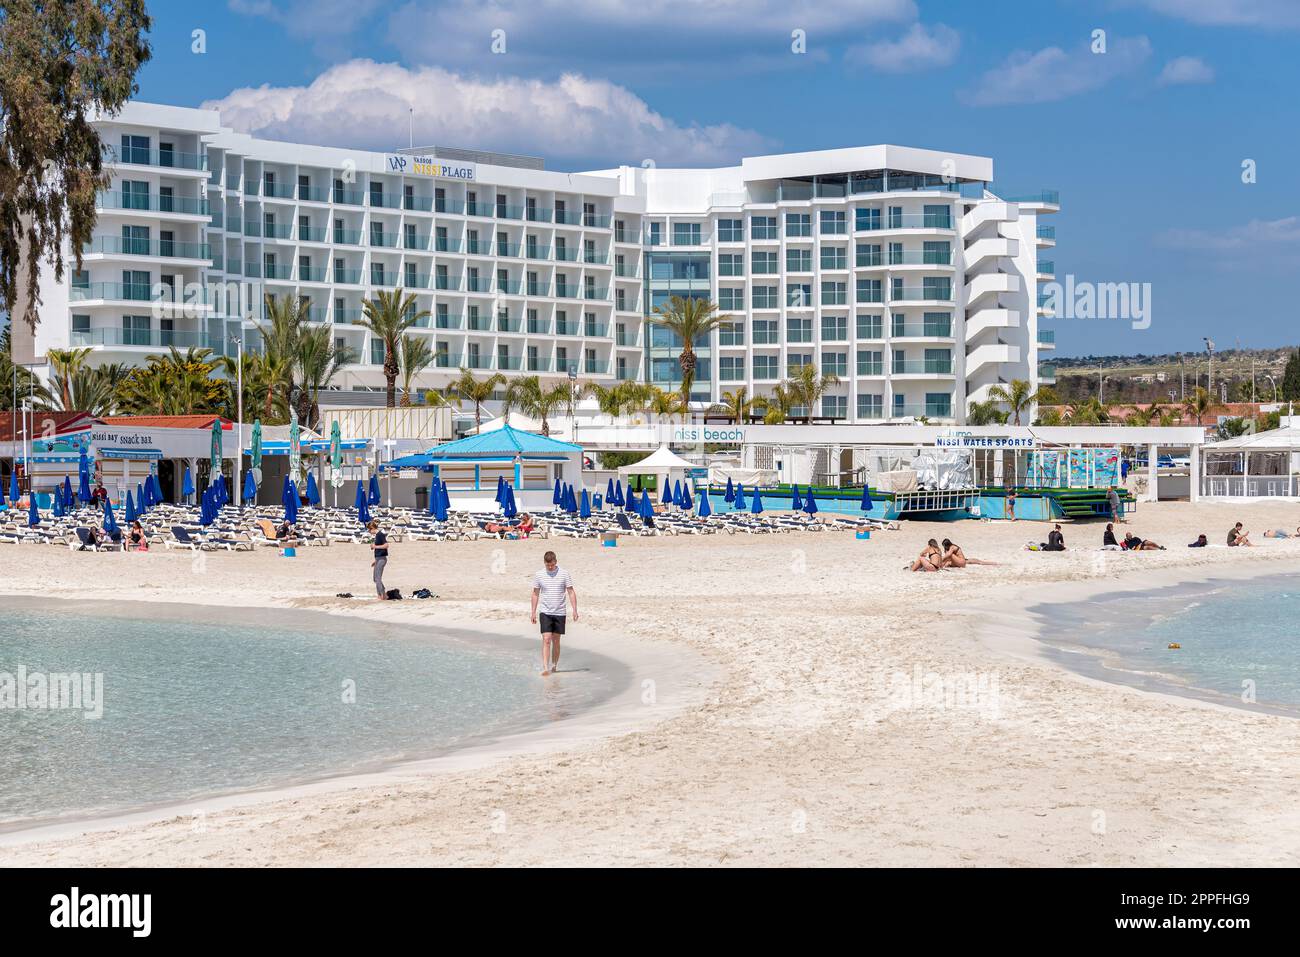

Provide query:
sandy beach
left=4, top=500, right=1300, bottom=867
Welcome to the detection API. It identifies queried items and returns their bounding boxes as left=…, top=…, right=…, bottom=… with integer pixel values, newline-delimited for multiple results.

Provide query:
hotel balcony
left=888, top=285, right=954, bottom=307
left=1037, top=292, right=1057, bottom=317
left=82, top=236, right=212, bottom=266
left=1036, top=260, right=1055, bottom=282
left=103, top=146, right=208, bottom=174
left=1004, top=189, right=1059, bottom=212
left=96, top=191, right=210, bottom=219
left=1037, top=328, right=1056, bottom=350
left=1038, top=363, right=1057, bottom=383
left=70, top=327, right=220, bottom=350
left=890, top=404, right=956, bottom=421
left=1036, top=225, right=1056, bottom=247
left=890, top=359, right=955, bottom=376
left=890, top=322, right=954, bottom=340
left=854, top=213, right=954, bottom=234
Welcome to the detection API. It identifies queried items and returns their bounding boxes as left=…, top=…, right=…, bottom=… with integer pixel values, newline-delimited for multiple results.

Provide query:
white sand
left=3, top=500, right=1300, bottom=866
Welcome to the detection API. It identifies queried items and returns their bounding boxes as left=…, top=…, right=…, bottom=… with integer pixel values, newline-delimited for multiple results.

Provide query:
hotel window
left=888, top=206, right=903, bottom=229
left=467, top=190, right=479, bottom=216
left=822, top=395, right=847, bottom=418
left=821, top=351, right=847, bottom=377
left=891, top=277, right=905, bottom=301
left=751, top=216, right=777, bottom=240
left=436, top=303, right=450, bottom=327
left=435, top=342, right=449, bottom=365
left=820, top=245, right=846, bottom=270
left=121, top=179, right=149, bottom=210
left=122, top=269, right=150, bottom=299
left=369, top=181, right=384, bottom=207
left=404, top=262, right=418, bottom=287
left=923, top=277, right=952, bottom=301
left=718, top=253, right=744, bottom=277
left=556, top=346, right=569, bottom=373
left=923, top=204, right=952, bottom=229
left=856, top=279, right=882, bottom=303
left=858, top=393, right=883, bottom=418
left=527, top=345, right=540, bottom=371
left=717, top=218, right=744, bottom=242
left=298, top=174, right=313, bottom=200
left=583, top=202, right=597, bottom=227
left=616, top=288, right=626, bottom=311
left=923, top=241, right=951, bottom=265
left=855, top=207, right=881, bottom=231
left=158, top=186, right=174, bottom=212
left=435, top=264, right=449, bottom=288
left=822, top=315, right=847, bottom=341
left=614, top=218, right=624, bottom=241
left=926, top=393, right=953, bottom=417
left=718, top=287, right=744, bottom=311
left=719, top=356, right=745, bottom=381
left=332, top=177, right=345, bottom=203
left=501, top=344, right=513, bottom=368
left=820, top=210, right=847, bottom=234
left=821, top=281, right=846, bottom=306
left=786, top=316, right=812, bottom=343
left=718, top=322, right=745, bottom=346
left=584, top=348, right=598, bottom=373
left=648, top=222, right=662, bottom=246
left=120, top=134, right=150, bottom=165
left=556, top=310, right=571, bottom=335
left=893, top=393, right=906, bottom=417
left=584, top=275, right=596, bottom=299
left=785, top=213, right=811, bottom=237
left=71, top=314, right=91, bottom=340
left=122, top=224, right=149, bottom=255
left=752, top=285, right=778, bottom=309
left=752, top=250, right=778, bottom=275
left=370, top=262, right=385, bottom=286
left=497, top=193, right=508, bottom=218
left=371, top=221, right=387, bottom=246
left=333, top=218, right=346, bottom=244
left=334, top=296, right=346, bottom=320
left=787, top=283, right=812, bottom=308
left=435, top=187, right=446, bottom=213
left=403, top=184, right=415, bottom=210
left=856, top=242, right=882, bottom=267
left=924, top=348, right=952, bottom=373
left=786, top=247, right=811, bottom=272
left=888, top=242, right=904, bottom=265
left=787, top=353, right=812, bottom=373
left=923, top=311, right=952, bottom=336
left=857, top=349, right=883, bottom=376
left=122, top=314, right=150, bottom=346
left=616, top=356, right=628, bottom=380
left=404, top=224, right=418, bottom=249
left=584, top=311, right=599, bottom=336
left=673, top=222, right=702, bottom=246
left=752, top=354, right=779, bottom=379
left=752, top=319, right=779, bottom=344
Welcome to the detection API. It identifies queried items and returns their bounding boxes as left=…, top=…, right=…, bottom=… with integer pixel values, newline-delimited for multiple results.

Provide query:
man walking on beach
left=368, top=519, right=390, bottom=599
left=1107, top=485, right=1122, bottom=523
left=531, top=550, right=577, bottom=677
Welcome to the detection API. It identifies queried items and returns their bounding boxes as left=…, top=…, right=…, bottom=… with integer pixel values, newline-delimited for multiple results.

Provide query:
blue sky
left=130, top=0, right=1300, bottom=358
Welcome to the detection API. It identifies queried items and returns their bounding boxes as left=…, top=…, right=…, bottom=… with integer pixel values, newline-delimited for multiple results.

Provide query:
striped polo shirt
left=533, top=567, right=573, bottom=616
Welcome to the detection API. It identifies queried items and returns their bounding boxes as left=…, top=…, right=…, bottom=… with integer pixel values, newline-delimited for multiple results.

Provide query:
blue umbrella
left=682, top=484, right=693, bottom=511
left=63, top=475, right=74, bottom=510
left=52, top=488, right=64, bottom=518
left=791, top=484, right=803, bottom=511
left=199, top=489, right=214, bottom=526
left=579, top=488, right=591, bottom=519
left=660, top=481, right=671, bottom=506
left=13, top=469, right=24, bottom=506
left=624, top=485, right=638, bottom=511
left=750, top=487, right=764, bottom=514
left=243, top=469, right=257, bottom=503
left=358, top=497, right=372, bottom=525
left=638, top=489, right=653, bottom=519
left=860, top=484, right=874, bottom=512
left=284, top=480, right=299, bottom=525
left=734, top=484, right=747, bottom=510
left=77, top=448, right=91, bottom=503
left=440, top=478, right=451, bottom=514
left=151, top=473, right=164, bottom=506
left=182, top=466, right=195, bottom=501
left=124, top=490, right=137, bottom=524
left=613, top=479, right=625, bottom=507
left=672, top=479, right=683, bottom=507
left=305, top=471, right=320, bottom=506
left=140, top=478, right=152, bottom=508
left=495, top=474, right=506, bottom=506
left=136, top=483, right=147, bottom=514
left=432, top=480, right=449, bottom=521
left=606, top=478, right=615, bottom=504
left=697, top=490, right=712, bottom=517
left=552, top=478, right=563, bottom=507
left=0, top=473, right=6, bottom=510
left=354, top=480, right=366, bottom=511
left=804, top=488, right=818, bottom=516
left=503, top=484, right=518, bottom=519
left=367, top=474, right=381, bottom=507
left=102, top=497, right=117, bottom=534
left=724, top=477, right=735, bottom=503
left=565, top=484, right=578, bottom=514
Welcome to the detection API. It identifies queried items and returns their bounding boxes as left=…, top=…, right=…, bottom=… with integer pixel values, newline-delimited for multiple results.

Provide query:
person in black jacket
left=1042, top=524, right=1066, bottom=551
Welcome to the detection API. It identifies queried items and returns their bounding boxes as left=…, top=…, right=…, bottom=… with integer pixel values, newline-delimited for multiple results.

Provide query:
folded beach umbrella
left=672, top=479, right=683, bottom=507
left=504, top=484, right=518, bottom=519
left=697, top=490, right=711, bottom=518
left=605, top=478, right=615, bottom=504
left=102, top=497, right=117, bottom=534
left=124, top=490, right=137, bottom=524
left=804, top=488, right=818, bottom=516
left=198, top=489, right=213, bottom=527
left=724, top=477, right=735, bottom=503
left=284, top=481, right=299, bottom=524
left=0, top=474, right=6, bottom=509
left=367, top=474, right=381, bottom=507
left=860, top=484, right=873, bottom=512
left=734, top=483, right=747, bottom=510
left=682, top=484, right=693, bottom=511
left=357, top=496, right=371, bottom=525
left=790, top=484, right=803, bottom=511
left=140, top=478, right=152, bottom=508
left=182, top=466, right=194, bottom=502
left=750, top=487, right=764, bottom=515
left=495, top=474, right=506, bottom=506
left=354, top=480, right=366, bottom=511
left=552, top=478, right=562, bottom=506
left=152, top=473, right=164, bottom=505
left=136, top=483, right=147, bottom=514
left=77, top=448, right=91, bottom=503
left=440, top=478, right=451, bottom=514
left=305, top=471, right=320, bottom=506
left=613, top=479, right=624, bottom=507
left=432, top=481, right=448, bottom=522
left=624, top=485, right=638, bottom=511
left=660, top=481, right=671, bottom=506
left=243, top=469, right=257, bottom=504
left=566, top=484, right=578, bottom=514
left=52, top=489, right=63, bottom=518
left=63, top=475, right=74, bottom=510
left=579, top=488, right=591, bottom=519
left=638, top=489, right=653, bottom=519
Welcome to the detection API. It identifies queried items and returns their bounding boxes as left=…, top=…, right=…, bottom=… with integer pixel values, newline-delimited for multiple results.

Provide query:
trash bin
left=414, top=486, right=429, bottom=511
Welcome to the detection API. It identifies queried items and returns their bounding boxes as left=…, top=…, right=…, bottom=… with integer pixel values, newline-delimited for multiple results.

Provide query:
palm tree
left=1063, top=397, right=1111, bottom=425
left=360, top=289, right=429, bottom=408
left=256, top=294, right=312, bottom=421
left=504, top=375, right=571, bottom=436
left=650, top=295, right=733, bottom=404
left=397, top=335, right=434, bottom=407
left=451, top=367, right=506, bottom=430
left=784, top=363, right=840, bottom=420
left=647, top=386, right=686, bottom=423
left=295, top=326, right=353, bottom=428
left=711, top=386, right=755, bottom=424
left=1183, top=387, right=1217, bottom=425
left=758, top=385, right=796, bottom=424
left=585, top=381, right=646, bottom=420
left=987, top=378, right=1038, bottom=426
left=46, top=347, right=93, bottom=410
left=967, top=398, right=1009, bottom=425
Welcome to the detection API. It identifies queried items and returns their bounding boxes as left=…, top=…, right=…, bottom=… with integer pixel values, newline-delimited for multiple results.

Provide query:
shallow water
left=0, top=599, right=617, bottom=828
left=1032, top=573, right=1300, bottom=716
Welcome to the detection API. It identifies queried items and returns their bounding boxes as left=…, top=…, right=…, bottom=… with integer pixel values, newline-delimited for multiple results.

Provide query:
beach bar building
left=1200, top=420, right=1300, bottom=499
left=380, top=424, right=583, bottom=512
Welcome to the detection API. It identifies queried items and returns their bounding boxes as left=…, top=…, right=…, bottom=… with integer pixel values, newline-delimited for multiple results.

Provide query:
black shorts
left=539, top=613, right=566, bottom=635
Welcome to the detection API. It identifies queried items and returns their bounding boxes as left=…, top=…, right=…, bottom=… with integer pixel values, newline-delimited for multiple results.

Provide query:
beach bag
left=386, top=588, right=404, bottom=601
left=412, top=588, right=437, bottom=599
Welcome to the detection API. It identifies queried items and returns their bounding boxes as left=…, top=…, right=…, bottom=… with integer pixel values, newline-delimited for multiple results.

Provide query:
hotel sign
left=386, top=154, right=476, bottom=181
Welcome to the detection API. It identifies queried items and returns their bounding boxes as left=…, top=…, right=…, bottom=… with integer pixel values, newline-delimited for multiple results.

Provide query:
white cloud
left=201, top=59, right=772, bottom=166
left=1159, top=217, right=1300, bottom=250
left=228, top=0, right=386, bottom=52
left=1157, top=56, right=1214, bottom=85
left=963, top=35, right=1152, bottom=106
left=1131, top=0, right=1300, bottom=28
left=846, top=23, right=960, bottom=73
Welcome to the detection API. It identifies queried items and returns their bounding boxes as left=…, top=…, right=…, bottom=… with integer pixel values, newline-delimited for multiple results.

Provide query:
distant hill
left=1049, top=346, right=1298, bottom=405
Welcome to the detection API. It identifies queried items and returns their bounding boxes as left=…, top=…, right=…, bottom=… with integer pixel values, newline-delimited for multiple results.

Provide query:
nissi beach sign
left=671, top=425, right=746, bottom=444
left=386, top=154, right=476, bottom=181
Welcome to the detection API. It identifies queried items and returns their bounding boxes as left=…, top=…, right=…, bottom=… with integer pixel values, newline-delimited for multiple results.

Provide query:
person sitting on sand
left=1041, top=524, right=1066, bottom=551
left=910, top=539, right=943, bottom=572
left=1123, top=531, right=1164, bottom=551
left=126, top=520, right=148, bottom=552
left=1227, top=522, right=1254, bottom=547
left=940, top=538, right=999, bottom=568
left=1188, top=534, right=1208, bottom=548
left=1102, top=523, right=1121, bottom=549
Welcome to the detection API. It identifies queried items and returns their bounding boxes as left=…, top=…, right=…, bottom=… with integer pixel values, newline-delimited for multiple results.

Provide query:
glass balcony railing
left=584, top=360, right=611, bottom=375
left=263, top=223, right=293, bottom=239
left=401, top=273, right=431, bottom=289
left=227, top=219, right=243, bottom=235
left=883, top=250, right=954, bottom=266
left=613, top=263, right=638, bottom=277
left=497, top=316, right=522, bottom=333
left=495, top=204, right=523, bottom=220
left=1004, top=189, right=1059, bottom=206
left=96, top=191, right=210, bottom=215
left=368, top=193, right=402, bottom=209
left=332, top=269, right=362, bottom=284
left=71, top=328, right=218, bottom=348
left=526, top=245, right=552, bottom=260
left=465, top=277, right=493, bottom=293
left=298, top=266, right=327, bottom=282
left=584, top=214, right=611, bottom=229
left=584, top=286, right=609, bottom=300
left=554, top=210, right=583, bottom=225
left=890, top=404, right=955, bottom=419
left=369, top=231, right=398, bottom=248
left=466, top=313, right=493, bottom=331
left=244, top=220, right=263, bottom=237
left=434, top=353, right=464, bottom=369
left=857, top=214, right=953, bottom=231
left=332, top=189, right=364, bottom=205
left=435, top=276, right=464, bottom=291
left=582, top=324, right=609, bottom=338
left=298, top=185, right=328, bottom=202
left=369, top=273, right=397, bottom=288
left=333, top=309, right=363, bottom=324
left=403, top=195, right=434, bottom=212
left=583, top=249, right=610, bottom=264
left=890, top=323, right=953, bottom=338
left=1037, top=329, right=1055, bottom=344
left=495, top=243, right=521, bottom=257
left=555, top=321, right=578, bottom=336
left=497, top=280, right=523, bottom=295
left=1037, top=225, right=1055, bottom=241
left=244, top=263, right=262, bottom=278
left=890, top=286, right=954, bottom=302
left=465, top=202, right=490, bottom=218
left=526, top=357, right=555, bottom=372
left=1039, top=364, right=1057, bottom=379
left=527, top=319, right=552, bottom=335
left=527, top=207, right=552, bottom=223
left=82, top=237, right=212, bottom=260
left=553, top=246, right=580, bottom=262
left=554, top=285, right=577, bottom=299
left=465, top=354, right=492, bottom=369
left=891, top=359, right=954, bottom=374
left=332, top=229, right=362, bottom=245
left=262, top=182, right=296, bottom=199
left=210, top=210, right=224, bottom=228
left=465, top=239, right=493, bottom=255
left=210, top=253, right=224, bottom=270
left=299, top=227, right=327, bottom=243
left=227, top=260, right=242, bottom=275
left=105, top=146, right=207, bottom=171
left=497, top=355, right=523, bottom=370
left=69, top=282, right=156, bottom=302
left=435, top=199, right=466, bottom=215
left=1037, top=293, right=1056, bottom=311
left=435, top=238, right=465, bottom=253
left=1037, top=260, right=1055, bottom=275
left=856, top=361, right=884, bottom=376
left=435, top=313, right=465, bottom=330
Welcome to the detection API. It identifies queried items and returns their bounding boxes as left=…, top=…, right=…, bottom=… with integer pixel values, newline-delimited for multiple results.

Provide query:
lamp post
left=567, top=366, right=578, bottom=450
left=230, top=334, right=243, bottom=508
left=1204, top=337, right=1215, bottom=397
left=1265, top=374, right=1279, bottom=403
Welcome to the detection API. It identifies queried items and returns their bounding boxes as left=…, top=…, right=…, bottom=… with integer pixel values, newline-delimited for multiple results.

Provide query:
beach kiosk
left=1201, top=421, right=1300, bottom=499
left=617, top=444, right=701, bottom=496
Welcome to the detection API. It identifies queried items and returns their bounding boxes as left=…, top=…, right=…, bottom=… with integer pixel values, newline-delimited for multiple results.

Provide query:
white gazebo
left=618, top=444, right=701, bottom=493
left=1201, top=423, right=1300, bottom=499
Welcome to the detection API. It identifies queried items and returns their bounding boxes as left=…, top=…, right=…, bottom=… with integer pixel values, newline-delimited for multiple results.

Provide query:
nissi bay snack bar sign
left=386, top=154, right=475, bottom=181
left=671, top=425, right=746, bottom=444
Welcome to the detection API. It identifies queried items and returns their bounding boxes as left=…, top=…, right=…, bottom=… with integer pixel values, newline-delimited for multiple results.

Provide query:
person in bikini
left=940, top=538, right=999, bottom=567
left=910, top=539, right=944, bottom=572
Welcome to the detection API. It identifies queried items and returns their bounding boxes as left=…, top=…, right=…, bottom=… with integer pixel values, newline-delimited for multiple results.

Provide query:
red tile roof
left=99, top=415, right=231, bottom=430
left=0, top=411, right=99, bottom=437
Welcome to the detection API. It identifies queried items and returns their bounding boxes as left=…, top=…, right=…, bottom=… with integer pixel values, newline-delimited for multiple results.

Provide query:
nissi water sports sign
left=386, top=154, right=476, bottom=181
left=671, top=425, right=746, bottom=444
left=935, top=433, right=1036, bottom=449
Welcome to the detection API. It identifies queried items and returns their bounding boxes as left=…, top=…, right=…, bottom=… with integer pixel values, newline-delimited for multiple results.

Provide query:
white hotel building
left=17, top=101, right=1058, bottom=424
